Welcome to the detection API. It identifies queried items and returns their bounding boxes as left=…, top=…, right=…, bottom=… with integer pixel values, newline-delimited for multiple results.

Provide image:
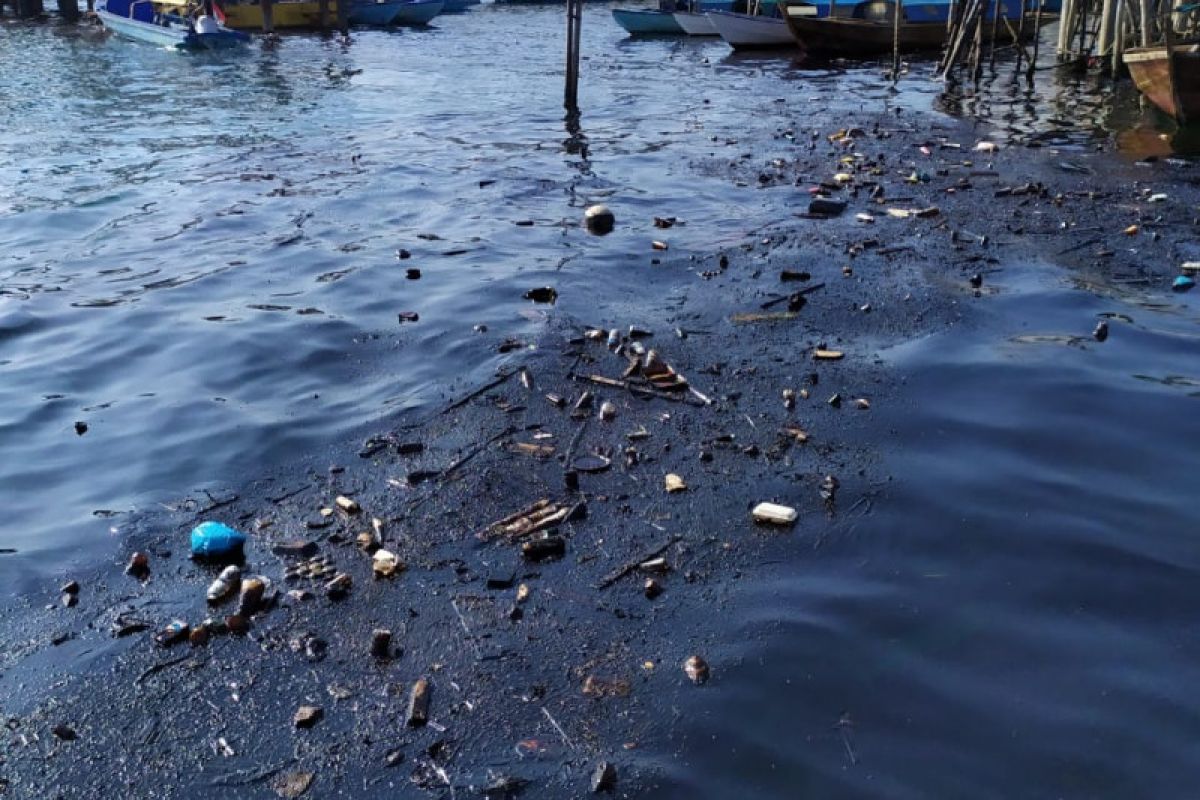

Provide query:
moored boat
left=220, top=0, right=336, bottom=29
left=613, top=0, right=733, bottom=35
left=98, top=0, right=249, bottom=48
left=1124, top=41, right=1200, bottom=123
left=780, top=0, right=1045, bottom=56
left=673, top=10, right=719, bottom=34
left=391, top=0, right=441, bottom=23
left=613, top=7, right=686, bottom=33
left=439, top=0, right=477, bottom=10
left=708, top=7, right=793, bottom=48
left=348, top=0, right=403, bottom=23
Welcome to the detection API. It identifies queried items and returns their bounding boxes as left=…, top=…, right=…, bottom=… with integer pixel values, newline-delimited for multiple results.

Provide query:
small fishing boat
left=1124, top=41, right=1200, bottom=123
left=613, top=7, right=686, bottom=33
left=391, top=0, right=441, bottom=22
left=780, top=0, right=1041, bottom=56
left=349, top=0, right=403, bottom=23
left=98, top=0, right=249, bottom=48
left=673, top=10, right=719, bottom=34
left=708, top=9, right=792, bottom=48
left=613, top=0, right=733, bottom=35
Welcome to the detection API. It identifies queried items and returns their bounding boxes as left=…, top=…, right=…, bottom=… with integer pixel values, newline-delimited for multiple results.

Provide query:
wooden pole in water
left=1110, top=0, right=1124, bottom=73
left=56, top=0, right=79, bottom=19
left=988, top=0, right=1001, bottom=66
left=564, top=0, right=582, bottom=109
left=260, top=0, right=274, bottom=32
left=1028, top=0, right=1043, bottom=77
left=892, top=0, right=901, bottom=82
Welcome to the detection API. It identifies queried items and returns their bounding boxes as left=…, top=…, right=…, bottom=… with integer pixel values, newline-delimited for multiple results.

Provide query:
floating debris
left=809, top=197, right=846, bottom=216
left=236, top=576, right=267, bottom=617
left=684, top=655, right=710, bottom=684
left=293, top=705, right=323, bottom=729
left=664, top=474, right=687, bottom=493
left=522, top=534, right=566, bottom=561
left=153, top=620, right=190, bottom=648
left=190, top=521, right=247, bottom=560
left=125, top=552, right=149, bottom=578
left=751, top=502, right=797, bottom=525
left=813, top=349, right=844, bottom=360
left=74, top=421, right=87, bottom=436
left=1093, top=320, right=1109, bottom=342
left=523, top=287, right=558, bottom=304
left=372, top=549, right=402, bottom=579
left=371, top=629, right=392, bottom=659
left=644, top=578, right=663, bottom=599
left=572, top=454, right=612, bottom=473
left=590, top=761, right=618, bottom=794
left=273, top=771, right=315, bottom=799
left=407, top=679, right=431, bottom=726
left=335, top=495, right=360, bottom=514
left=207, top=565, right=241, bottom=604
left=584, top=204, right=615, bottom=235
left=652, top=240, right=669, bottom=251
left=1173, top=275, right=1195, bottom=292
left=599, top=401, right=617, bottom=421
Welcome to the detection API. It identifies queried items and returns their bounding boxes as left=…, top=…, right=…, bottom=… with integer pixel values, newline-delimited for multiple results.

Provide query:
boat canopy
left=104, top=0, right=157, bottom=21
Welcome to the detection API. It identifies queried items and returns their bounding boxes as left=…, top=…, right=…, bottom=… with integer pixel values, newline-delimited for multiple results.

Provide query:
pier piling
left=564, top=0, right=583, bottom=109
left=259, top=0, right=274, bottom=32
left=56, top=0, right=79, bottom=20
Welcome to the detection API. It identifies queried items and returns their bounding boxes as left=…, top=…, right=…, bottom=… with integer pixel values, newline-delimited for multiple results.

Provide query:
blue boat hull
left=348, top=0, right=403, bottom=23
left=392, top=0, right=442, bottom=23
left=613, top=1, right=732, bottom=34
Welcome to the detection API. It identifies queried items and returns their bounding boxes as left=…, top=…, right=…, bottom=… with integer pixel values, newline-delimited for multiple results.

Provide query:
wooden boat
left=708, top=8, right=793, bottom=48
left=1124, top=41, right=1200, bottom=123
left=391, top=0, right=441, bottom=22
left=220, top=0, right=336, bottom=29
left=98, top=0, right=249, bottom=47
left=781, top=0, right=1044, bottom=56
left=673, top=10, right=719, bottom=33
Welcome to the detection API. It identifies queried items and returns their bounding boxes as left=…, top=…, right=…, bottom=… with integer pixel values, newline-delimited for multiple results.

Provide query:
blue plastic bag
left=190, top=521, right=247, bottom=559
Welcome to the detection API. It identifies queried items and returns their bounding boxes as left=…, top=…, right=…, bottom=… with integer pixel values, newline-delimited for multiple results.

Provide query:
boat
left=440, top=0, right=478, bottom=11
left=613, top=0, right=733, bottom=35
left=220, top=0, right=336, bottom=29
left=780, top=0, right=1044, bottom=56
left=708, top=5, right=793, bottom=48
left=348, top=0, right=403, bottom=23
left=673, top=10, right=719, bottom=33
left=1124, top=40, right=1200, bottom=123
left=391, top=0, right=441, bottom=22
left=97, top=0, right=249, bottom=47
left=613, top=7, right=686, bottom=33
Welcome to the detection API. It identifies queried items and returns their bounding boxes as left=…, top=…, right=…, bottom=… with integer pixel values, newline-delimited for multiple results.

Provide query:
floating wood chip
left=783, top=426, right=809, bottom=444
left=509, top=442, right=556, bottom=459
left=372, top=549, right=402, bottom=578
left=731, top=311, right=798, bottom=324
left=813, top=349, right=844, bottom=360
left=752, top=502, right=797, bottom=525
left=664, top=474, right=687, bottom=493
left=652, top=240, right=669, bottom=251
left=481, top=499, right=575, bottom=541
left=335, top=496, right=360, bottom=514
left=407, top=679, right=430, bottom=727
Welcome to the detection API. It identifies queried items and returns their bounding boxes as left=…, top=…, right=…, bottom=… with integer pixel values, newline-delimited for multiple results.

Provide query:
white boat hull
left=673, top=10, right=718, bottom=34
left=707, top=10, right=794, bottom=48
left=98, top=8, right=191, bottom=46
